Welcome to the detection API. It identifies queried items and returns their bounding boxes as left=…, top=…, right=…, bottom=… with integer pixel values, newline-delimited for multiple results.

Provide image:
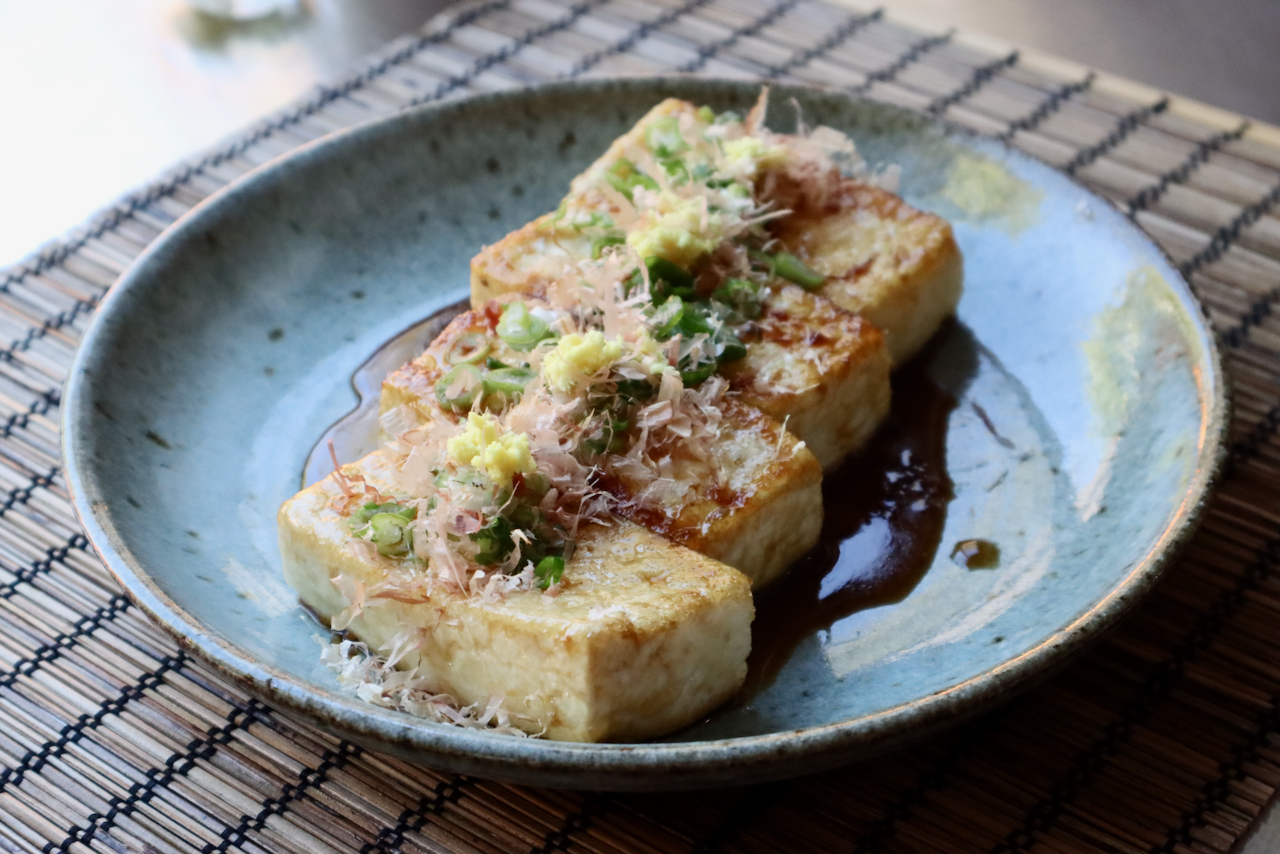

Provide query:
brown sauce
left=951, top=538, right=1001, bottom=569
left=739, top=355, right=957, bottom=699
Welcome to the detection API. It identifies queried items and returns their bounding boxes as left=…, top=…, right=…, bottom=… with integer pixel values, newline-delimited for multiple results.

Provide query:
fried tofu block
left=723, top=283, right=892, bottom=469
left=470, top=214, right=590, bottom=308
left=477, top=97, right=961, bottom=366
left=469, top=242, right=891, bottom=469
left=279, top=449, right=753, bottom=742
left=566, top=98, right=689, bottom=198
left=613, top=397, right=822, bottom=586
left=771, top=181, right=963, bottom=365
left=381, top=309, right=824, bottom=587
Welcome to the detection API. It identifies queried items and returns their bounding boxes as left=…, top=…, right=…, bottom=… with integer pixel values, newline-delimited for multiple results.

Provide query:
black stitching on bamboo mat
left=0, top=464, right=59, bottom=519
left=564, top=0, right=716, bottom=78
left=764, top=8, right=883, bottom=79
left=0, top=594, right=129, bottom=689
left=1176, top=177, right=1280, bottom=277
left=49, top=695, right=268, bottom=854
left=408, top=0, right=611, bottom=107
left=995, top=73, right=1095, bottom=143
left=1220, top=285, right=1280, bottom=349
left=207, top=741, right=362, bottom=854
left=1062, top=97, right=1169, bottom=175
left=0, top=389, right=59, bottom=441
left=677, top=0, right=802, bottom=74
left=685, top=783, right=787, bottom=853
left=986, top=523, right=1280, bottom=854
left=528, top=792, right=611, bottom=853
left=1226, top=396, right=1280, bottom=475
left=361, top=778, right=470, bottom=854
left=1127, top=123, right=1250, bottom=216
left=1153, top=685, right=1280, bottom=853
left=925, top=51, right=1019, bottom=116
left=847, top=30, right=954, bottom=97
left=0, top=0, right=514, bottom=294
left=0, top=651, right=186, bottom=796
left=848, top=715, right=1012, bottom=853
left=0, top=532, right=90, bottom=601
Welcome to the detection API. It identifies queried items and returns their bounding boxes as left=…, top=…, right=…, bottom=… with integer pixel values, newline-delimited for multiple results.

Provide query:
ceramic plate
left=63, top=78, right=1226, bottom=790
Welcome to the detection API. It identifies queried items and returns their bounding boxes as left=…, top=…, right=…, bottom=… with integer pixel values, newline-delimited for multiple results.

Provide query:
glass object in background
left=186, top=0, right=301, bottom=19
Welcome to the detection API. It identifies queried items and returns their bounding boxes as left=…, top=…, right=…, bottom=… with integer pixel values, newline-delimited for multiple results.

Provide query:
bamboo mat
left=4, top=0, right=1280, bottom=850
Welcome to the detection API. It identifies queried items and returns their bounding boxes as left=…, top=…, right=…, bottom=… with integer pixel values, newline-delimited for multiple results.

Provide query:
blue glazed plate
left=63, top=78, right=1227, bottom=790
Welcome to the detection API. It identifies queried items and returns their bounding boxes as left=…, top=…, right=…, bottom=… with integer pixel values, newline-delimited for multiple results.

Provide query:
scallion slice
left=435, top=364, right=484, bottom=411
left=772, top=252, right=825, bottom=289
left=644, top=116, right=688, bottom=158
left=591, top=233, right=626, bottom=260
left=535, top=555, right=565, bottom=589
left=445, top=331, right=491, bottom=365
left=496, top=302, right=554, bottom=351
left=482, top=366, right=536, bottom=396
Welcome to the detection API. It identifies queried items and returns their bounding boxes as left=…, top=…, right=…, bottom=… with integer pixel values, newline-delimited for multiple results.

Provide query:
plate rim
left=61, top=76, right=1230, bottom=790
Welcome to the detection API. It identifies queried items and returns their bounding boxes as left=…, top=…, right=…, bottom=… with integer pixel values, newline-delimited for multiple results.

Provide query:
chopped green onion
left=604, top=159, right=659, bottom=201
left=696, top=105, right=716, bottom=124
left=660, top=157, right=689, bottom=185
left=471, top=515, right=514, bottom=566
left=714, top=330, right=747, bottom=363
left=435, top=364, right=484, bottom=412
left=644, top=116, right=688, bottom=158
left=711, top=277, right=763, bottom=320
left=649, top=295, right=685, bottom=340
left=680, top=363, right=717, bottom=386
left=352, top=501, right=415, bottom=526
left=485, top=356, right=512, bottom=370
left=535, top=555, right=565, bottom=589
left=496, top=302, right=554, bottom=351
left=445, top=331, right=491, bottom=365
left=545, top=199, right=569, bottom=228
left=569, top=211, right=613, bottom=232
left=591, top=233, right=626, bottom=260
left=691, top=162, right=714, bottom=181
left=368, top=513, right=413, bottom=556
left=615, top=377, right=656, bottom=402
left=350, top=501, right=417, bottom=558
left=482, top=366, right=536, bottom=396
left=676, top=306, right=714, bottom=338
left=516, top=471, right=551, bottom=500
left=645, top=256, right=697, bottom=303
left=623, top=267, right=644, bottom=298
left=773, top=252, right=825, bottom=289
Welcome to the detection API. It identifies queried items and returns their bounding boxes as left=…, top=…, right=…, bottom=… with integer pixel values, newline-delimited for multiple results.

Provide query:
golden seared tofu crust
left=381, top=308, right=824, bottom=587
left=380, top=309, right=499, bottom=421
left=470, top=214, right=592, bottom=308
left=721, top=283, right=892, bottom=469
left=468, top=247, right=894, bottom=468
left=279, top=450, right=753, bottom=743
left=772, top=179, right=963, bottom=365
left=566, top=98, right=692, bottom=196
left=612, top=398, right=822, bottom=587
left=471, top=99, right=695, bottom=309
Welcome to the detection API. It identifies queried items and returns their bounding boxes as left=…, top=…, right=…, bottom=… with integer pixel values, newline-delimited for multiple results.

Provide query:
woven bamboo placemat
left=4, top=0, right=1280, bottom=850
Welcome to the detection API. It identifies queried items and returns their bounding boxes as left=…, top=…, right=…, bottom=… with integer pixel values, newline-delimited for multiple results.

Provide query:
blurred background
left=0, top=0, right=1276, bottom=271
